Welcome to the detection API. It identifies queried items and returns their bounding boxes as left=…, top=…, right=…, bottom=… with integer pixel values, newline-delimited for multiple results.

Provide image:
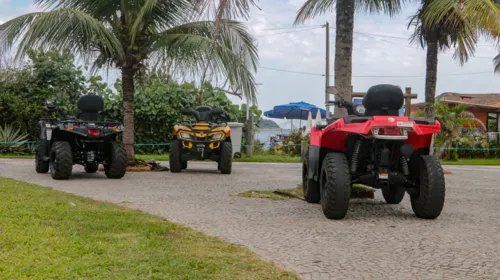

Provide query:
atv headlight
left=211, top=133, right=224, bottom=140
left=179, top=132, right=191, bottom=139
left=354, top=104, right=366, bottom=115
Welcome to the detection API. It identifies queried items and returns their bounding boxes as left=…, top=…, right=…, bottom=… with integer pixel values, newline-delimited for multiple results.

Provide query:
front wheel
left=320, top=153, right=351, bottom=219
left=35, top=143, right=49, bottom=173
left=302, top=152, right=320, bottom=203
left=104, top=142, right=127, bottom=179
left=169, top=140, right=182, bottom=173
left=219, top=142, right=232, bottom=174
left=410, top=155, right=445, bottom=219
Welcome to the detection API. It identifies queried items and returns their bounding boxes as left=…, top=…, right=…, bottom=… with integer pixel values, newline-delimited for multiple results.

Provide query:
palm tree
left=409, top=0, right=500, bottom=119
left=0, top=0, right=259, bottom=163
left=294, top=0, right=406, bottom=117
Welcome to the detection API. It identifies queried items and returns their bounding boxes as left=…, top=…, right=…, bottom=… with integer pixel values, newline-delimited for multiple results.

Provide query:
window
left=487, top=112, right=499, bottom=132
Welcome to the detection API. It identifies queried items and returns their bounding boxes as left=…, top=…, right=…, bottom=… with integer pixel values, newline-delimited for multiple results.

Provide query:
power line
left=252, top=24, right=499, bottom=48
left=253, top=25, right=497, bottom=59
left=258, top=66, right=324, bottom=76
left=258, top=66, right=496, bottom=78
left=255, top=26, right=322, bottom=37
left=350, top=32, right=496, bottom=60
left=254, top=25, right=322, bottom=31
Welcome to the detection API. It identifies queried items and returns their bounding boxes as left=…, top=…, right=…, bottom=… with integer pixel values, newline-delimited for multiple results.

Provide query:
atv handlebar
left=326, top=100, right=355, bottom=115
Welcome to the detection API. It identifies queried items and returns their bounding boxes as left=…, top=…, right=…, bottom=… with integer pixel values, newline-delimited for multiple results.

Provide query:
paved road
left=1, top=159, right=500, bottom=280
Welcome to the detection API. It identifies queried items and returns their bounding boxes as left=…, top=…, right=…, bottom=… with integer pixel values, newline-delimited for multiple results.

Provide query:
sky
left=2, top=0, right=500, bottom=127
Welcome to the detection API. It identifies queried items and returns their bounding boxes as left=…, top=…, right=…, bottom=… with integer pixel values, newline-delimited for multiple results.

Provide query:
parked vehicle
left=302, top=84, right=445, bottom=219
left=170, top=101, right=232, bottom=174
left=35, top=95, right=127, bottom=180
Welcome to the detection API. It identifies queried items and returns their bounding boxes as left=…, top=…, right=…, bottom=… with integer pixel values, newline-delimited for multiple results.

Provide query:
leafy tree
left=100, top=72, right=257, bottom=154
left=0, top=48, right=113, bottom=139
left=409, top=0, right=500, bottom=119
left=415, top=102, right=486, bottom=160
left=294, top=0, right=405, bottom=117
left=0, top=0, right=259, bottom=163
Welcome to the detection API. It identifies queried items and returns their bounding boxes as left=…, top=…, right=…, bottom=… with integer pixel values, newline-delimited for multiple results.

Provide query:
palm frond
left=149, top=20, right=258, bottom=103
left=0, top=9, right=124, bottom=63
left=131, top=0, right=158, bottom=44
left=423, top=0, right=500, bottom=34
left=356, top=0, right=408, bottom=17
left=294, top=0, right=407, bottom=25
left=294, top=0, right=334, bottom=25
left=190, top=0, right=259, bottom=25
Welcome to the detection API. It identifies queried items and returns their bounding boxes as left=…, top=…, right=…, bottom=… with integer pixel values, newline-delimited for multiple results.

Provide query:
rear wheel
left=320, top=153, right=351, bottom=219
left=50, top=141, right=73, bottom=180
left=410, top=155, right=445, bottom=219
left=302, top=151, right=320, bottom=203
left=35, top=143, right=49, bottom=173
left=219, top=142, right=232, bottom=174
left=104, top=142, right=127, bottom=179
left=181, top=162, right=188, bottom=170
left=169, top=140, right=182, bottom=173
left=381, top=184, right=405, bottom=204
left=84, top=163, right=99, bottom=173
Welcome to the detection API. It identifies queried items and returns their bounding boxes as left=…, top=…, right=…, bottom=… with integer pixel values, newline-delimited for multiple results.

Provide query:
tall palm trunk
left=122, top=66, right=136, bottom=164
left=425, top=40, right=438, bottom=119
left=333, top=0, right=355, bottom=118
left=425, top=39, right=439, bottom=155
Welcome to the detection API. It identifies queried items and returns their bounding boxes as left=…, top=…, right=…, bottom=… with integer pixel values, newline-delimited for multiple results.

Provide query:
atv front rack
left=58, top=120, right=123, bottom=126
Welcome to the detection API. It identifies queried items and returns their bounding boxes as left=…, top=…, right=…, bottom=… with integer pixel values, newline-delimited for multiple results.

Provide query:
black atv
left=35, top=95, right=127, bottom=180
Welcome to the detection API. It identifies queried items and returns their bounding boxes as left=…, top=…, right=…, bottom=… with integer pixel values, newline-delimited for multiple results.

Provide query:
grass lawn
left=440, top=158, right=500, bottom=166
left=0, top=177, right=298, bottom=279
left=0, top=154, right=34, bottom=159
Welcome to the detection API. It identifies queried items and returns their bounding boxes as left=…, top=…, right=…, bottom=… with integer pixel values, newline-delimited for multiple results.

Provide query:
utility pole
left=245, top=83, right=262, bottom=157
left=324, top=22, right=331, bottom=118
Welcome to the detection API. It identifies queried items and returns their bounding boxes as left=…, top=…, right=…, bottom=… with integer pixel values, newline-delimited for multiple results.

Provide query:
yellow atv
left=169, top=101, right=233, bottom=174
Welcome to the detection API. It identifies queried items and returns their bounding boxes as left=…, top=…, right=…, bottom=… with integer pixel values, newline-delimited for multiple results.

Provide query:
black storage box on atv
left=35, top=95, right=127, bottom=180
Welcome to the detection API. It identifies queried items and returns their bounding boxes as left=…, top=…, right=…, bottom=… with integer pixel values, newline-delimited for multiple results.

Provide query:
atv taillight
left=73, top=123, right=80, bottom=127
left=87, top=129, right=101, bottom=137
left=372, top=127, right=409, bottom=140
left=378, top=128, right=401, bottom=135
left=107, top=124, right=115, bottom=128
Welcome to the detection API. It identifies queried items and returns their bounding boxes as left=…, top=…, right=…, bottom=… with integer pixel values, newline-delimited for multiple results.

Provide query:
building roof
left=437, top=92, right=500, bottom=106
left=411, top=102, right=425, bottom=112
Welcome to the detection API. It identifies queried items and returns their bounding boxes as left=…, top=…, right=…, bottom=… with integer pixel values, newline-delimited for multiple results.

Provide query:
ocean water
left=255, top=128, right=291, bottom=143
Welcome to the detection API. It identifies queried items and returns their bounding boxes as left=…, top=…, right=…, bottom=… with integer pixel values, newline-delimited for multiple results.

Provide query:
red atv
left=302, top=84, right=445, bottom=220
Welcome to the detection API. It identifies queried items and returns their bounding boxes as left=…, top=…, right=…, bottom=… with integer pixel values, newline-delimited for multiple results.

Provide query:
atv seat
left=409, top=117, right=435, bottom=125
left=363, top=84, right=404, bottom=117
left=77, top=95, right=104, bottom=121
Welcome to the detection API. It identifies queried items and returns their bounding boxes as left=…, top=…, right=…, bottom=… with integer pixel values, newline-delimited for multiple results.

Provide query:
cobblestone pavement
left=1, top=159, right=500, bottom=280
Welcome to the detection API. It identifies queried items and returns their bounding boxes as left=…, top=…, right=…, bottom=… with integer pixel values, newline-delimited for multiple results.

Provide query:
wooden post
left=405, top=87, right=412, bottom=117
left=245, top=114, right=253, bottom=157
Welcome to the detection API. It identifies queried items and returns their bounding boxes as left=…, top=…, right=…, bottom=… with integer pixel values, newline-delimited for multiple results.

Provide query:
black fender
left=38, top=121, right=51, bottom=159
left=307, top=145, right=321, bottom=182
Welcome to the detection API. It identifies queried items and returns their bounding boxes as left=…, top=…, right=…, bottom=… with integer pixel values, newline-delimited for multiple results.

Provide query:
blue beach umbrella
left=263, top=101, right=326, bottom=121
